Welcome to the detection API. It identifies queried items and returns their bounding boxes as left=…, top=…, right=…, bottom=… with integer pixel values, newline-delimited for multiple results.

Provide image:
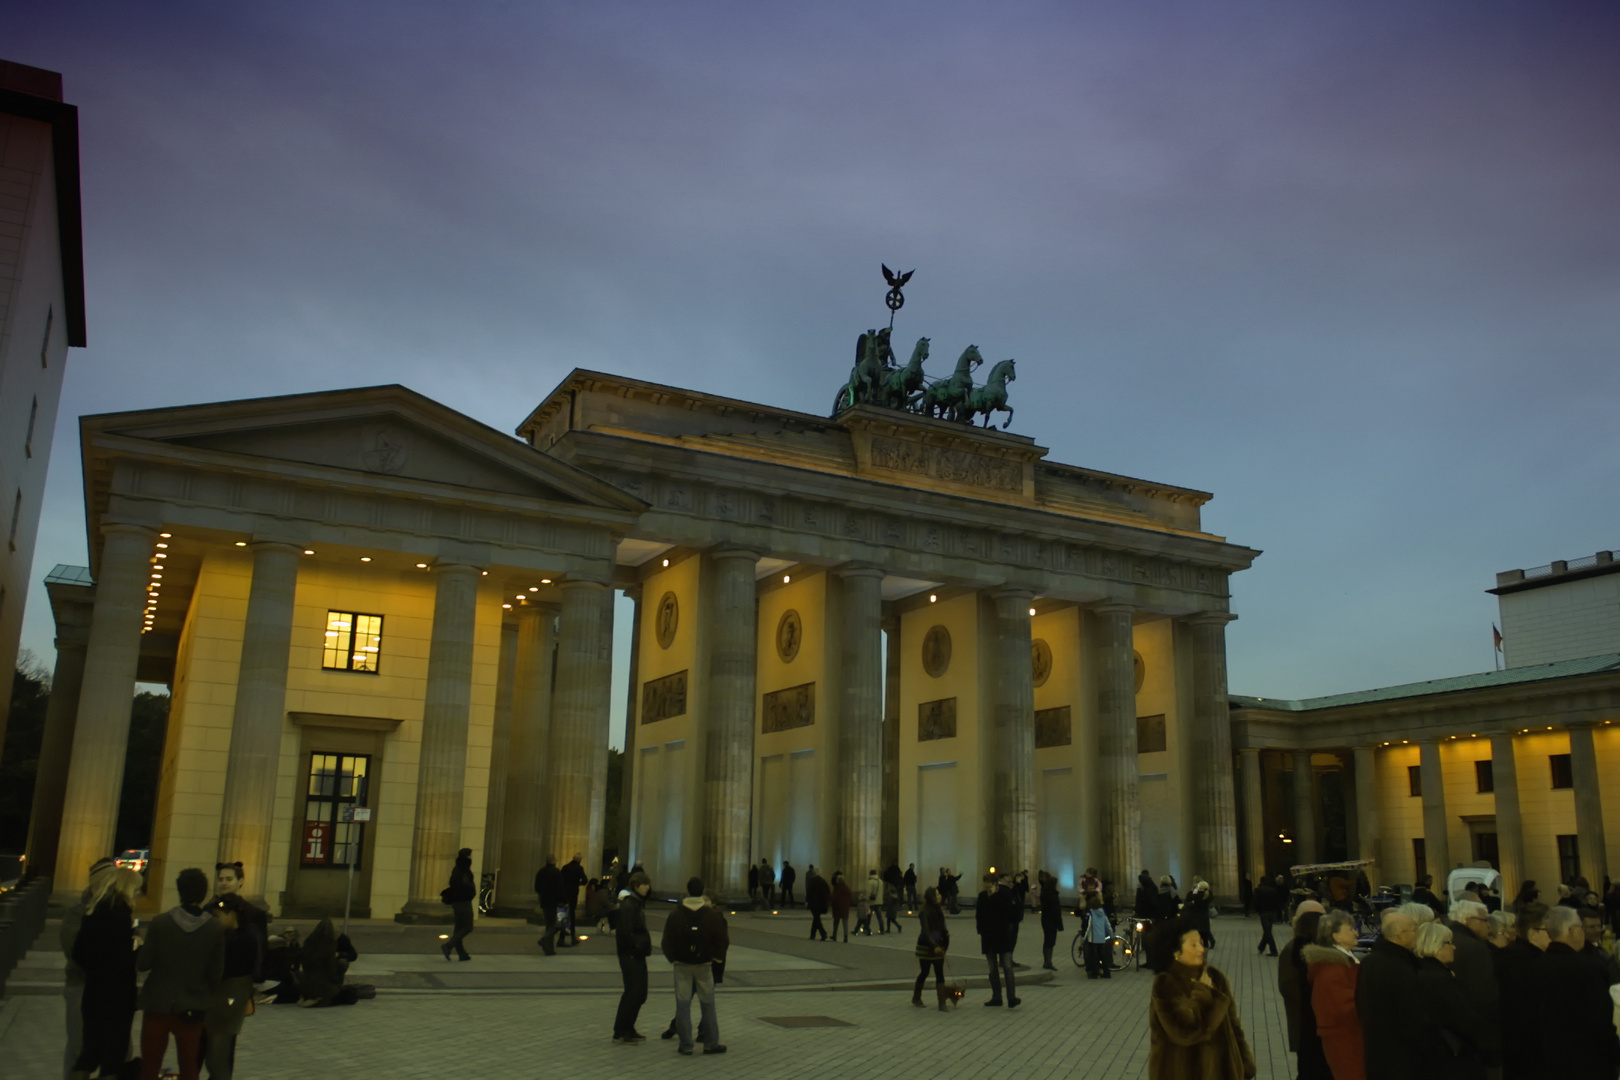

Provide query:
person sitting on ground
left=298, top=918, right=369, bottom=1007
left=1147, top=915, right=1256, bottom=1080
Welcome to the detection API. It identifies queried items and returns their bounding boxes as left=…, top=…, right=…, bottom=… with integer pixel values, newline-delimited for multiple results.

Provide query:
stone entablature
left=519, top=370, right=1216, bottom=536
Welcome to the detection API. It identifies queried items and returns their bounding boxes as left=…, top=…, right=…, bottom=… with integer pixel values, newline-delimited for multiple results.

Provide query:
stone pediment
left=86, top=385, right=645, bottom=512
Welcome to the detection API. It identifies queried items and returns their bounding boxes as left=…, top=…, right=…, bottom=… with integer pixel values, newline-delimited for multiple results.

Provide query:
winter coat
left=442, top=855, right=476, bottom=903
left=534, top=862, right=565, bottom=906
left=73, top=898, right=140, bottom=1075
left=976, top=886, right=1015, bottom=954
left=1148, top=962, right=1257, bottom=1080
left=1281, top=938, right=1332, bottom=1079
left=1354, top=937, right=1423, bottom=1080
left=865, top=874, right=883, bottom=906
left=806, top=873, right=831, bottom=914
left=1305, top=944, right=1364, bottom=1080
left=1184, top=890, right=1213, bottom=939
left=1532, top=941, right=1620, bottom=1080
left=747, top=865, right=759, bottom=892
left=660, top=897, right=729, bottom=966
left=1412, top=956, right=1488, bottom=1080
left=1083, top=907, right=1113, bottom=943
left=1493, top=937, right=1542, bottom=1079
left=759, top=863, right=775, bottom=888
left=1158, top=887, right=1181, bottom=922
left=903, top=867, right=918, bottom=889
left=915, top=905, right=950, bottom=959
left=561, top=858, right=587, bottom=900
left=831, top=878, right=853, bottom=920
left=1442, top=920, right=1501, bottom=1061
left=1039, top=885, right=1064, bottom=932
left=138, top=905, right=225, bottom=1014
left=780, top=864, right=796, bottom=891
left=616, top=892, right=651, bottom=958
left=1254, top=881, right=1282, bottom=917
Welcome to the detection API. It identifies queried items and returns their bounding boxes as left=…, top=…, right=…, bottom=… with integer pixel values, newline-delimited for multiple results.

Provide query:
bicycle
left=1071, top=912, right=1151, bottom=972
left=478, top=869, right=498, bottom=916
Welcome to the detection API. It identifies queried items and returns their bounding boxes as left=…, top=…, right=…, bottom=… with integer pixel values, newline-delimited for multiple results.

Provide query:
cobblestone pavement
left=0, top=913, right=1295, bottom=1079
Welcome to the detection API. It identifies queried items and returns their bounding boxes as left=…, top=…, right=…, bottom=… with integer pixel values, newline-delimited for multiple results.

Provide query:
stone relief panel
left=359, top=424, right=411, bottom=474
left=775, top=609, right=802, bottom=663
left=922, top=625, right=952, bottom=678
left=1031, top=639, right=1053, bottom=688
left=869, top=435, right=1022, bottom=493
left=1136, top=713, right=1167, bottom=754
left=918, top=697, right=958, bottom=742
left=655, top=591, right=679, bottom=649
left=642, top=670, right=688, bottom=723
left=1035, top=706, right=1071, bottom=748
left=762, top=682, right=815, bottom=733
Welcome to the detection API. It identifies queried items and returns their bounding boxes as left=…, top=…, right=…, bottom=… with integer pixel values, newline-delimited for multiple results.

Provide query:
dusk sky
left=12, top=2, right=1620, bottom=743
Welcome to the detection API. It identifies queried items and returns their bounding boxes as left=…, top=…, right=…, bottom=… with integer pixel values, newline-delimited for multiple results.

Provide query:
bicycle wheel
left=1071, top=930, right=1086, bottom=969
left=1110, top=935, right=1127, bottom=971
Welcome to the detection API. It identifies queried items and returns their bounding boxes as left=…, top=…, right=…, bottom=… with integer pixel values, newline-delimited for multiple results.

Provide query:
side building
left=0, top=60, right=85, bottom=750
left=1231, top=546, right=1620, bottom=900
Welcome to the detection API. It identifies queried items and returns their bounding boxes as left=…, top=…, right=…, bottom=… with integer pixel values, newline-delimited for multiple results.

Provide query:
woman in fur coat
left=1148, top=917, right=1257, bottom=1080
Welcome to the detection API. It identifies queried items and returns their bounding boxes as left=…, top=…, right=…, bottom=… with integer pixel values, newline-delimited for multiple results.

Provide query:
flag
left=1492, top=625, right=1503, bottom=651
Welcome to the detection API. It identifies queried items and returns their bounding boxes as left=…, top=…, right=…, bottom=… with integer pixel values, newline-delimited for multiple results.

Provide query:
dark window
left=1557, top=834, right=1580, bottom=883
left=1413, top=837, right=1427, bottom=883
left=8, top=489, right=20, bottom=550
left=322, top=611, right=383, bottom=673
left=300, top=753, right=369, bottom=868
left=1471, top=830, right=1499, bottom=868
left=40, top=305, right=52, bottom=367
left=24, top=396, right=37, bottom=457
left=1550, top=754, right=1573, bottom=790
left=1137, top=714, right=1167, bottom=754
left=1408, top=764, right=1422, bottom=797
left=1475, top=759, right=1494, bottom=794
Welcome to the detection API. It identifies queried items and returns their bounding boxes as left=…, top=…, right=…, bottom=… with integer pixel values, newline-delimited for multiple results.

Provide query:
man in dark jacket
left=1443, top=899, right=1502, bottom=1068
left=561, top=853, right=588, bottom=946
left=534, top=855, right=564, bottom=955
left=138, top=867, right=225, bottom=1080
left=612, top=871, right=653, bottom=1043
left=1580, top=906, right=1620, bottom=985
left=779, top=861, right=797, bottom=908
left=1355, top=909, right=1422, bottom=1080
left=903, top=864, right=919, bottom=909
left=1534, top=904, right=1620, bottom=1079
left=1497, top=901, right=1549, bottom=1080
left=1254, top=875, right=1282, bottom=956
left=805, top=867, right=831, bottom=941
left=1412, top=874, right=1446, bottom=920
left=661, top=877, right=730, bottom=1056
left=976, top=871, right=1019, bottom=1008
left=441, top=848, right=477, bottom=960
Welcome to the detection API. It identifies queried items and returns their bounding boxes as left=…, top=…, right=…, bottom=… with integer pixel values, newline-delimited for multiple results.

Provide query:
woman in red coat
left=1308, top=910, right=1366, bottom=1080
left=830, top=872, right=854, bottom=943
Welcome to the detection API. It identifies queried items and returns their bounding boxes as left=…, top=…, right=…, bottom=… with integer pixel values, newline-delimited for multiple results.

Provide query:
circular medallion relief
left=1031, top=639, right=1053, bottom=688
left=922, top=625, right=952, bottom=678
left=655, top=591, right=679, bottom=649
left=1134, top=650, right=1146, bottom=693
left=776, top=609, right=803, bottom=663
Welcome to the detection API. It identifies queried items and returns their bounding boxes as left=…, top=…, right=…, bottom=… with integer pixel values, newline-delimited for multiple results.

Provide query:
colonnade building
left=25, top=371, right=1259, bottom=916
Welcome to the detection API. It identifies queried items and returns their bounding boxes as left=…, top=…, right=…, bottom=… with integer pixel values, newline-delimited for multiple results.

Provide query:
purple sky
left=12, top=1, right=1620, bottom=731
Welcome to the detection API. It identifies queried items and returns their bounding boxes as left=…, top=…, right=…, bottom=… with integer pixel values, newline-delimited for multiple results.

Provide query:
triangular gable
left=85, top=385, right=646, bottom=513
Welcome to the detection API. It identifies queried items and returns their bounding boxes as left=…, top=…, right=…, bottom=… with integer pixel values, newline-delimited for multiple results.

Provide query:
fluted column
left=480, top=619, right=520, bottom=881
left=988, top=587, right=1035, bottom=875
left=1292, top=750, right=1318, bottom=864
left=1569, top=724, right=1608, bottom=889
left=880, top=614, right=902, bottom=869
left=616, top=588, right=642, bottom=864
left=835, top=564, right=885, bottom=878
left=24, top=586, right=93, bottom=881
left=1489, top=733, right=1525, bottom=899
left=496, top=604, right=557, bottom=913
left=1093, top=603, right=1140, bottom=887
left=1187, top=613, right=1239, bottom=901
left=397, top=563, right=482, bottom=922
left=1418, top=739, right=1450, bottom=880
left=1353, top=745, right=1381, bottom=885
left=701, top=549, right=759, bottom=894
left=1239, top=748, right=1266, bottom=882
left=53, top=525, right=156, bottom=903
left=217, top=541, right=302, bottom=897
left=545, top=579, right=615, bottom=875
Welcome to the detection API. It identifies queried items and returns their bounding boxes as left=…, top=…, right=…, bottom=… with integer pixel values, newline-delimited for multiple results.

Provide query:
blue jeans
left=985, top=951, right=1016, bottom=1000
left=672, top=962, right=719, bottom=1051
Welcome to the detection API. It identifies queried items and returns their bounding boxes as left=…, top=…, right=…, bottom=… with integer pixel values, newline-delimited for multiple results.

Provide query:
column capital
left=1185, top=610, right=1237, bottom=627
left=559, top=575, right=611, bottom=592
left=988, top=584, right=1035, bottom=602
left=246, top=539, right=306, bottom=555
left=431, top=562, right=484, bottom=576
left=709, top=547, right=762, bottom=563
left=833, top=562, right=886, bottom=581
left=1238, top=746, right=1261, bottom=760
left=1091, top=602, right=1135, bottom=616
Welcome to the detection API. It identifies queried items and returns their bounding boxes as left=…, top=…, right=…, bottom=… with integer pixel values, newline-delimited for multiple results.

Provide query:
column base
left=394, top=899, right=456, bottom=925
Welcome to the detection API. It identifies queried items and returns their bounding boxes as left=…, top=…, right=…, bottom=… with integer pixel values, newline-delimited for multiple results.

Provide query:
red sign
left=301, top=822, right=330, bottom=865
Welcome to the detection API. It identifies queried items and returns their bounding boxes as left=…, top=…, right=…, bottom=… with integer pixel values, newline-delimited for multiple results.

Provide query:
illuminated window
left=300, top=753, right=369, bottom=868
left=322, top=611, right=383, bottom=673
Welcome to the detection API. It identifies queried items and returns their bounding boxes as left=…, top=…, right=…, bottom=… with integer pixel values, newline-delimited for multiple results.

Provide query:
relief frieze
left=869, top=435, right=1022, bottom=493
left=762, top=682, right=815, bottom=733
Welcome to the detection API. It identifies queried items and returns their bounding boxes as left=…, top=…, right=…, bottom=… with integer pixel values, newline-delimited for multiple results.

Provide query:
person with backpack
left=660, top=877, right=730, bottom=1056
left=440, top=847, right=477, bottom=961
left=137, top=866, right=225, bottom=1079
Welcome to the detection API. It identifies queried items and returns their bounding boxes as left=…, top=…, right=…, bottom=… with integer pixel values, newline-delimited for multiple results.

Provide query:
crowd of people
left=59, top=858, right=371, bottom=1080
left=1271, top=884, right=1620, bottom=1080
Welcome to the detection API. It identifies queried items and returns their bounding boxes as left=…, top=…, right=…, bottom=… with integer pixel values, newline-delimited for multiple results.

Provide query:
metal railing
left=1520, top=551, right=1614, bottom=580
left=0, top=876, right=51, bottom=997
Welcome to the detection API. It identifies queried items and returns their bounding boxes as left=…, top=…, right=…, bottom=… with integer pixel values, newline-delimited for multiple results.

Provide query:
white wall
left=1501, top=573, right=1620, bottom=667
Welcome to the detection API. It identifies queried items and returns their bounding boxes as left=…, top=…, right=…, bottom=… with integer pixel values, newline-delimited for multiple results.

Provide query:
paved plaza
left=1, top=910, right=1294, bottom=1079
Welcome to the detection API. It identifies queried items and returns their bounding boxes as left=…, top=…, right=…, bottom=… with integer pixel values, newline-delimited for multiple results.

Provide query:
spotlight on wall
left=929, top=595, right=937, bottom=603
left=159, top=532, right=171, bottom=538
left=541, top=578, right=551, bottom=584
left=235, top=541, right=246, bottom=547
left=304, top=550, right=315, bottom=555
left=1029, top=607, right=1036, bottom=617
left=416, top=563, right=428, bottom=569
left=783, top=575, right=791, bottom=584
left=529, top=586, right=538, bottom=592
left=662, top=558, right=670, bottom=567
left=360, top=557, right=371, bottom=562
